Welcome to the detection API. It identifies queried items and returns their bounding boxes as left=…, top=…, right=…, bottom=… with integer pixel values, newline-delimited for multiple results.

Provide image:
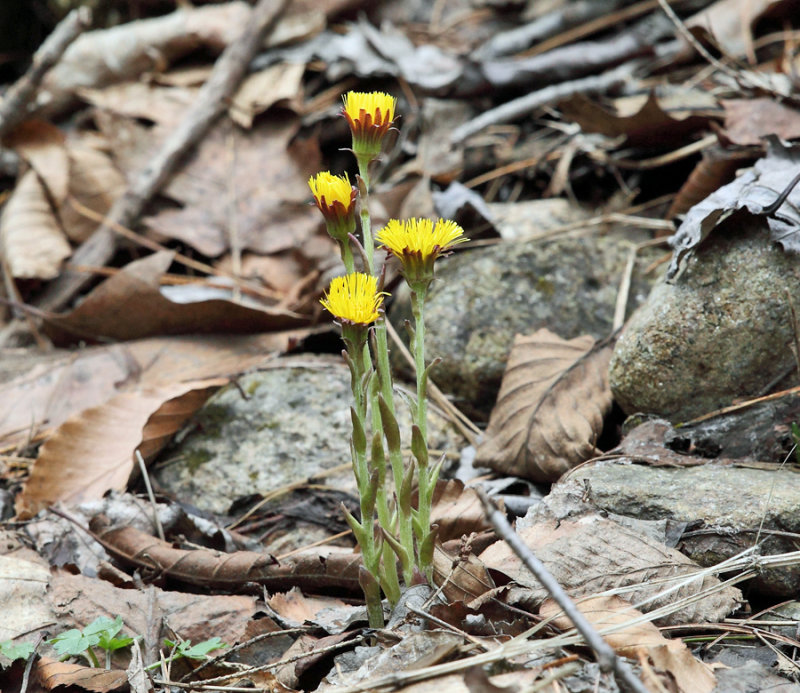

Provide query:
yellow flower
left=378, top=218, right=467, bottom=260
left=342, top=91, right=397, bottom=163
left=377, top=218, right=467, bottom=292
left=308, top=171, right=357, bottom=242
left=320, top=272, right=384, bottom=326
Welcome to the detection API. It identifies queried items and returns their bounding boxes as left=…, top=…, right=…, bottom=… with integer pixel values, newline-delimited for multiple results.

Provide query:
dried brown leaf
left=720, top=98, right=800, bottom=147
left=42, top=251, right=308, bottom=345
left=0, top=169, right=71, bottom=279
left=432, top=543, right=495, bottom=604
left=48, top=571, right=258, bottom=665
left=558, top=92, right=712, bottom=148
left=479, top=514, right=741, bottom=626
left=79, top=82, right=198, bottom=129
left=15, top=379, right=223, bottom=519
left=38, top=3, right=254, bottom=116
left=475, top=328, right=613, bottom=482
left=0, top=555, right=52, bottom=641
left=0, top=331, right=304, bottom=448
left=667, top=147, right=754, bottom=219
left=685, top=0, right=792, bottom=58
left=36, top=657, right=128, bottom=692
left=267, top=587, right=347, bottom=625
left=230, top=63, right=305, bottom=128
left=541, top=595, right=716, bottom=693
left=4, top=120, right=69, bottom=202
left=96, top=113, right=322, bottom=257
left=427, top=479, right=493, bottom=542
left=60, top=143, right=126, bottom=242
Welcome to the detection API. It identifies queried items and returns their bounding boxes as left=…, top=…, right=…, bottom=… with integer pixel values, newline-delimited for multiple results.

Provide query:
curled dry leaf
left=541, top=595, right=716, bottom=693
left=475, top=328, right=613, bottom=482
left=668, top=138, right=800, bottom=280
left=15, top=379, right=224, bottom=519
left=88, top=517, right=363, bottom=593
left=0, top=169, right=71, bottom=279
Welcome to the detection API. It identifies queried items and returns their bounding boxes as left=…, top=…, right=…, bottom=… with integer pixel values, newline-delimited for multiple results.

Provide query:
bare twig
left=451, top=61, right=638, bottom=144
left=473, top=0, right=628, bottom=60
left=476, top=488, right=649, bottom=693
left=34, top=0, right=290, bottom=313
left=19, top=633, right=45, bottom=693
left=613, top=244, right=637, bottom=331
left=135, top=450, right=165, bottom=542
left=0, top=8, right=92, bottom=138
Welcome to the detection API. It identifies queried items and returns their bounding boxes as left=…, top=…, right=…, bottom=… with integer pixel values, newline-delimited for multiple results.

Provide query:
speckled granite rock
left=154, top=356, right=464, bottom=515
left=390, top=233, right=658, bottom=418
left=610, top=217, right=800, bottom=422
left=561, top=458, right=800, bottom=597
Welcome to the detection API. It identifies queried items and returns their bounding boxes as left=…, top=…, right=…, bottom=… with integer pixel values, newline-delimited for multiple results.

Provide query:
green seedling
left=144, top=637, right=227, bottom=671
left=49, top=615, right=133, bottom=669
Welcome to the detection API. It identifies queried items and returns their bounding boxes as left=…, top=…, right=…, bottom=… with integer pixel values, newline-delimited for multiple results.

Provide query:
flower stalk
left=314, top=90, right=466, bottom=619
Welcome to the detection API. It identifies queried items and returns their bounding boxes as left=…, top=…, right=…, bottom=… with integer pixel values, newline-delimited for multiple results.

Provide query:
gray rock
left=155, top=356, right=464, bottom=516
left=610, top=216, right=800, bottom=422
left=712, top=660, right=800, bottom=693
left=390, top=233, right=658, bottom=417
left=562, top=458, right=800, bottom=597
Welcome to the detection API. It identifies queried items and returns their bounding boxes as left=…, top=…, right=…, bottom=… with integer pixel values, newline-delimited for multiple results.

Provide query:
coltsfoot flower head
left=377, top=218, right=467, bottom=292
left=320, top=272, right=385, bottom=326
left=342, top=91, right=396, bottom=164
left=309, top=171, right=357, bottom=243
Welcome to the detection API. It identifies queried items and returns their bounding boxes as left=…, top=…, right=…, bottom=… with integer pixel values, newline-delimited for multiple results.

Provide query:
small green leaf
left=0, top=640, right=35, bottom=663
left=164, top=638, right=226, bottom=660
left=100, top=636, right=134, bottom=652
left=49, top=629, right=97, bottom=657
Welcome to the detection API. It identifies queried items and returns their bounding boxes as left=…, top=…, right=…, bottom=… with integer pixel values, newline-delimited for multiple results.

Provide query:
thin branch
left=0, top=8, right=92, bottom=138
left=476, top=488, right=649, bottom=693
left=451, top=61, right=638, bottom=144
left=34, top=0, right=290, bottom=313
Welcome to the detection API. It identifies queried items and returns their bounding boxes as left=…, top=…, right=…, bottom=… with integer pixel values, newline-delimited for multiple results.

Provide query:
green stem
left=357, top=157, right=374, bottom=274
left=410, top=290, right=428, bottom=443
left=340, top=239, right=355, bottom=275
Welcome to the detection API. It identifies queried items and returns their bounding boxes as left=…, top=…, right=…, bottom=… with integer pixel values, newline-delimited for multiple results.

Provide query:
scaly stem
left=343, top=328, right=384, bottom=626
left=374, top=319, right=415, bottom=585
left=410, top=291, right=428, bottom=442
left=410, top=288, right=435, bottom=579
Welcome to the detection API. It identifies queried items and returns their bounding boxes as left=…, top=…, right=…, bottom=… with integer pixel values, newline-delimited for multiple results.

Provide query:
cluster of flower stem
left=311, top=92, right=466, bottom=628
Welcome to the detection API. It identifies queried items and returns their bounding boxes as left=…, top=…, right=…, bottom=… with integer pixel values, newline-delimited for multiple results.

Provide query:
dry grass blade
left=475, top=328, right=613, bottom=481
